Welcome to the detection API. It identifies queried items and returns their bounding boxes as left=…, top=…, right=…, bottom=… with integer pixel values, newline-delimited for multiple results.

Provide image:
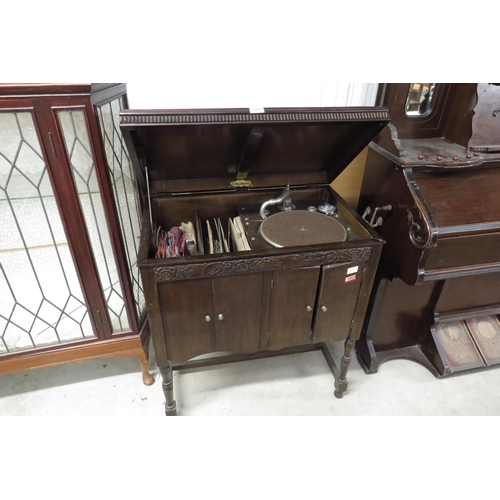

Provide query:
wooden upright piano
left=356, top=83, right=500, bottom=377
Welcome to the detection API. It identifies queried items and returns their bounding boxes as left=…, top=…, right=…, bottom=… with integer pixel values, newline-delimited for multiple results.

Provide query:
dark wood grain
left=267, top=267, right=320, bottom=350
left=213, top=274, right=263, bottom=353
left=158, top=278, right=215, bottom=363
left=313, top=262, right=366, bottom=342
left=415, top=168, right=500, bottom=230
left=129, top=106, right=387, bottom=414
left=357, top=83, right=500, bottom=378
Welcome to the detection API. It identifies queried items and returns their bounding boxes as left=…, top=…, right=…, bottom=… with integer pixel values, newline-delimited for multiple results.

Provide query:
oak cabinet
left=267, top=267, right=320, bottom=350
left=313, top=262, right=367, bottom=343
left=120, top=106, right=389, bottom=415
left=158, top=273, right=263, bottom=363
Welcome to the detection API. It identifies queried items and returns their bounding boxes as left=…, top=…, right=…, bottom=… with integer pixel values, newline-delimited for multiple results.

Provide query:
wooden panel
left=0, top=336, right=144, bottom=376
left=376, top=83, right=452, bottom=140
left=435, top=273, right=500, bottom=315
left=425, top=232, right=500, bottom=272
left=158, top=279, right=214, bottom=363
left=213, top=274, right=263, bottom=353
left=372, top=277, right=437, bottom=348
left=363, top=168, right=427, bottom=285
left=121, top=107, right=390, bottom=192
left=267, top=267, right=320, bottom=350
left=415, top=168, right=500, bottom=231
left=313, top=263, right=365, bottom=342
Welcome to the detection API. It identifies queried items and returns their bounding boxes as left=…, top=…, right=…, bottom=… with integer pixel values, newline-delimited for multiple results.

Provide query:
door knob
left=218, top=314, right=224, bottom=321
left=205, top=315, right=211, bottom=322
left=321, top=306, right=328, bottom=312
left=306, top=305, right=313, bottom=312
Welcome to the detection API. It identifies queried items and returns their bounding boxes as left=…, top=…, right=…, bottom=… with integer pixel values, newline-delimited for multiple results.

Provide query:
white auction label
left=347, top=266, right=358, bottom=275
left=249, top=107, right=265, bottom=114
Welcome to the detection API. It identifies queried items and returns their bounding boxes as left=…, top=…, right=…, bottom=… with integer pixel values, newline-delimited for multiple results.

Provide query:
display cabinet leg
left=159, top=363, right=177, bottom=416
left=138, top=348, right=155, bottom=386
left=334, top=339, right=355, bottom=399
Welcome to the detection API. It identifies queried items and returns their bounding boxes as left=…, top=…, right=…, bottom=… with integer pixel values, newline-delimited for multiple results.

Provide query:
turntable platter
left=259, top=210, right=347, bottom=248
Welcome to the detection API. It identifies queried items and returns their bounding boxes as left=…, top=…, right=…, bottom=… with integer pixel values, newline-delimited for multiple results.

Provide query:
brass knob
left=453, top=156, right=459, bottom=161
left=321, top=306, right=328, bottom=312
left=205, top=315, right=211, bottom=322
left=436, top=156, right=443, bottom=161
left=306, top=305, right=312, bottom=312
left=218, top=314, right=224, bottom=321
left=418, top=155, right=424, bottom=160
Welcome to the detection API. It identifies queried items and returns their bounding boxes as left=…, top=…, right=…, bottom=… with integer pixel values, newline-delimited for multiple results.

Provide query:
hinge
left=270, top=279, right=274, bottom=290
left=94, top=310, right=104, bottom=336
left=48, top=132, right=57, bottom=157
left=306, top=183, right=322, bottom=189
left=145, top=166, right=153, bottom=232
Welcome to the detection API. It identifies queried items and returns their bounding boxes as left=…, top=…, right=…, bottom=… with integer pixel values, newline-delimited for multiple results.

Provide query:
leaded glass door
left=0, top=84, right=152, bottom=385
left=57, top=109, right=132, bottom=333
left=55, top=97, right=145, bottom=335
left=0, top=109, right=97, bottom=352
left=95, top=97, right=145, bottom=329
left=0, top=87, right=146, bottom=355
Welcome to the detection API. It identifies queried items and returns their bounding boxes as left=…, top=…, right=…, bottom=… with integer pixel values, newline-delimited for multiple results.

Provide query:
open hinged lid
left=120, top=106, right=390, bottom=195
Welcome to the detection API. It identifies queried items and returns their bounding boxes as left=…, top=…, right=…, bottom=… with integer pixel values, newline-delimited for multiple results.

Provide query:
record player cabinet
left=120, top=107, right=389, bottom=415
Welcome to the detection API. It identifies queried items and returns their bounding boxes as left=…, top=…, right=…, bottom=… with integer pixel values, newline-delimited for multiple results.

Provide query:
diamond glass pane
left=57, top=110, right=130, bottom=333
left=0, top=111, right=95, bottom=353
left=96, top=97, right=145, bottom=319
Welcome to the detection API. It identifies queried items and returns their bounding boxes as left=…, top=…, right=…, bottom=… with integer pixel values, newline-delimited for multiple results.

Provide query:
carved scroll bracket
left=406, top=208, right=431, bottom=249
left=403, top=168, right=436, bottom=250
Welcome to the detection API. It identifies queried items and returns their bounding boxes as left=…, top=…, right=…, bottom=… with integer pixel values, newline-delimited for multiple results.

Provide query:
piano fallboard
left=415, top=168, right=500, bottom=234
left=416, top=167, right=500, bottom=281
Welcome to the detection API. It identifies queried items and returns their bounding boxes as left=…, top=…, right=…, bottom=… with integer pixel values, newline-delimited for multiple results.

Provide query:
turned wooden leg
left=138, top=348, right=155, bottom=386
left=334, top=339, right=355, bottom=399
left=159, top=362, right=177, bottom=416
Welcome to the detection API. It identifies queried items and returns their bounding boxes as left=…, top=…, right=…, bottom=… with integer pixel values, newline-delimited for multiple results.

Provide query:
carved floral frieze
left=154, top=247, right=372, bottom=282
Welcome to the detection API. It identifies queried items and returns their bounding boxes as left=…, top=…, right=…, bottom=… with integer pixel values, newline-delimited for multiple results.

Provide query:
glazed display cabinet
left=0, top=84, right=153, bottom=384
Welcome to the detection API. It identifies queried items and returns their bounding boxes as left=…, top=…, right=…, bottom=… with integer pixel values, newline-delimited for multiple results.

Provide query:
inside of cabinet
left=148, top=187, right=372, bottom=260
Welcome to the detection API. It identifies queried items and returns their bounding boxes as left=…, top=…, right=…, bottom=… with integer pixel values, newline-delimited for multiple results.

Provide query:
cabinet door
left=0, top=108, right=100, bottom=350
left=213, top=273, right=263, bottom=353
left=267, top=267, right=320, bottom=350
left=313, top=263, right=365, bottom=342
left=158, top=279, right=215, bottom=363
